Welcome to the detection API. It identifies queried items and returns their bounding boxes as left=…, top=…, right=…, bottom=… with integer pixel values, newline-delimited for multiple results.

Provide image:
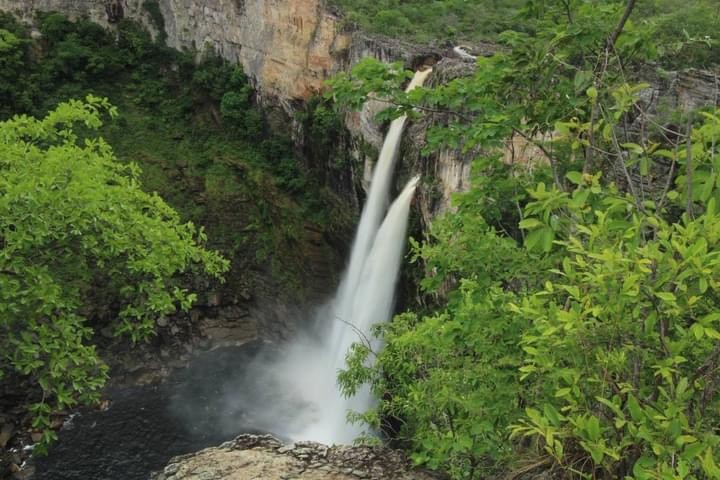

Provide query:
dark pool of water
left=31, top=342, right=273, bottom=480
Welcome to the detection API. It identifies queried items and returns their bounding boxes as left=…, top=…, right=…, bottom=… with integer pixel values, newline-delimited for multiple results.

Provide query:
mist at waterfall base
left=171, top=69, right=432, bottom=445
left=237, top=176, right=420, bottom=444
left=191, top=174, right=420, bottom=445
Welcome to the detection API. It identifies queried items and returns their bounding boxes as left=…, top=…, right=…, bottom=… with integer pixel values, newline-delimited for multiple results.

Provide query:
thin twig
left=507, top=458, right=554, bottom=480
left=686, top=117, right=694, bottom=219
left=334, top=315, right=377, bottom=357
left=365, top=94, right=474, bottom=122
left=515, top=196, right=525, bottom=243
left=608, top=0, right=638, bottom=49
left=656, top=143, right=679, bottom=213
left=601, top=106, right=643, bottom=211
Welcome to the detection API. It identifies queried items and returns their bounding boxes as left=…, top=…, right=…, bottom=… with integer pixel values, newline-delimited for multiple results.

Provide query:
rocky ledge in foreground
left=151, top=434, right=445, bottom=480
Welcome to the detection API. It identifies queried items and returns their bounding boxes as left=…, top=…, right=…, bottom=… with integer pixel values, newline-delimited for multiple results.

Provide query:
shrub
left=0, top=97, right=228, bottom=451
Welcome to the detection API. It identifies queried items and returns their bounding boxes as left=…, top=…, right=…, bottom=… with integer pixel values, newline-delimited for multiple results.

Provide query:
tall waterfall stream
left=30, top=68, right=431, bottom=479
left=266, top=68, right=431, bottom=444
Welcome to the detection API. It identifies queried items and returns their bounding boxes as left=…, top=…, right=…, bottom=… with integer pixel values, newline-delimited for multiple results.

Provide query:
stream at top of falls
left=29, top=68, right=431, bottom=479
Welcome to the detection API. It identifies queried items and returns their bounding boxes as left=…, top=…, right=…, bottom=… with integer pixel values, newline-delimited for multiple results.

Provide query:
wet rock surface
left=23, top=343, right=444, bottom=480
left=28, top=343, right=275, bottom=480
left=151, top=434, right=446, bottom=480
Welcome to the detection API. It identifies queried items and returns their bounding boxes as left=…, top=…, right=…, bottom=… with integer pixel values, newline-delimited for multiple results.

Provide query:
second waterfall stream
left=242, top=67, right=432, bottom=444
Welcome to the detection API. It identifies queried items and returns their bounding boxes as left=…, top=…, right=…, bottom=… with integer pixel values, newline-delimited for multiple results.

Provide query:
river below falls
left=31, top=341, right=284, bottom=480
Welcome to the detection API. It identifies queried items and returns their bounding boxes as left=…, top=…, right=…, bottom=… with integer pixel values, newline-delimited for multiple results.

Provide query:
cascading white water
left=296, top=176, right=421, bottom=443
left=334, top=68, right=433, bottom=320
left=222, top=68, right=432, bottom=446
left=291, top=68, right=432, bottom=444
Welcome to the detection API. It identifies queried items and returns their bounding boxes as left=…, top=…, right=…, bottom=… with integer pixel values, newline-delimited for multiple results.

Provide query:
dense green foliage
left=1, top=0, right=718, bottom=473
left=0, top=12, right=345, bottom=296
left=331, top=1, right=720, bottom=478
left=0, top=97, right=228, bottom=451
left=638, top=0, right=720, bottom=69
left=329, top=0, right=525, bottom=42
left=512, top=171, right=720, bottom=479
left=0, top=12, right=348, bottom=452
left=330, top=0, right=719, bottom=69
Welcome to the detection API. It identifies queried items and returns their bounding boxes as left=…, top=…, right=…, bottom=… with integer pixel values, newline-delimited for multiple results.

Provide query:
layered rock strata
left=0, top=0, right=484, bottom=218
left=0, top=0, right=351, bottom=104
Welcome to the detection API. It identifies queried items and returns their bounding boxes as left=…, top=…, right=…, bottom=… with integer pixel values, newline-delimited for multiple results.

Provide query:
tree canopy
left=332, top=0, right=720, bottom=478
left=0, top=96, right=228, bottom=449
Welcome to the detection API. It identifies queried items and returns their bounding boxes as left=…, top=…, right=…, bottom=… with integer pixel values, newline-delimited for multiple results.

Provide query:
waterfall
left=291, top=68, right=431, bottom=444
left=223, top=68, right=432, bottom=446
left=334, top=68, right=433, bottom=319
left=297, top=176, right=421, bottom=444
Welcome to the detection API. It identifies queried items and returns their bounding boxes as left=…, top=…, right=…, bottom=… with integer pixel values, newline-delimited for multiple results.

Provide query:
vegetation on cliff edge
left=0, top=96, right=229, bottom=451
left=332, top=1, right=720, bottom=478
left=330, top=0, right=719, bottom=70
left=0, top=11, right=348, bottom=297
left=0, top=11, right=348, bottom=454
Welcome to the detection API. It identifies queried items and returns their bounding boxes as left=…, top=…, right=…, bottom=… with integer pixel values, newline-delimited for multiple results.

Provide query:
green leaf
left=566, top=171, right=584, bottom=185
left=705, top=327, right=720, bottom=340
left=655, top=292, right=676, bottom=303
left=519, top=218, right=543, bottom=230
left=586, top=415, right=601, bottom=442
left=691, top=323, right=705, bottom=339
left=627, top=395, right=644, bottom=422
left=555, top=388, right=572, bottom=398
left=583, top=442, right=605, bottom=464
left=586, top=86, right=598, bottom=101
left=682, top=442, right=705, bottom=460
left=539, top=227, right=555, bottom=253
left=544, top=404, right=563, bottom=425
left=701, top=449, right=720, bottom=477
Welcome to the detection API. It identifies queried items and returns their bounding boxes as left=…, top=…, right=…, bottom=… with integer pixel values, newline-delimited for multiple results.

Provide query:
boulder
left=151, top=434, right=445, bottom=480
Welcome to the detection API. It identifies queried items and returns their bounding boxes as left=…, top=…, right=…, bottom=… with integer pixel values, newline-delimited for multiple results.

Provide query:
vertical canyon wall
left=0, top=0, right=351, bottom=105
left=0, top=0, right=466, bottom=221
left=1, top=0, right=717, bottom=224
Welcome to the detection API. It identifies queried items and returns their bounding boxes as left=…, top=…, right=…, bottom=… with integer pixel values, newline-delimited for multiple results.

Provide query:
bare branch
left=334, top=315, right=377, bottom=358
left=601, top=106, right=643, bottom=212
left=607, top=0, right=638, bottom=49
left=365, top=94, right=474, bottom=122
left=686, top=118, right=694, bottom=219
left=561, top=0, right=573, bottom=23
left=656, top=143, right=679, bottom=213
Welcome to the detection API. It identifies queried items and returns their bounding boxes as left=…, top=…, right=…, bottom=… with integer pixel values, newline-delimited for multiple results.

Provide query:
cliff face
left=158, top=0, right=351, bottom=104
left=0, top=0, right=460, bottom=216
left=2, top=0, right=717, bottom=223
left=0, top=0, right=351, bottom=104
left=0, top=1, right=445, bottom=108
